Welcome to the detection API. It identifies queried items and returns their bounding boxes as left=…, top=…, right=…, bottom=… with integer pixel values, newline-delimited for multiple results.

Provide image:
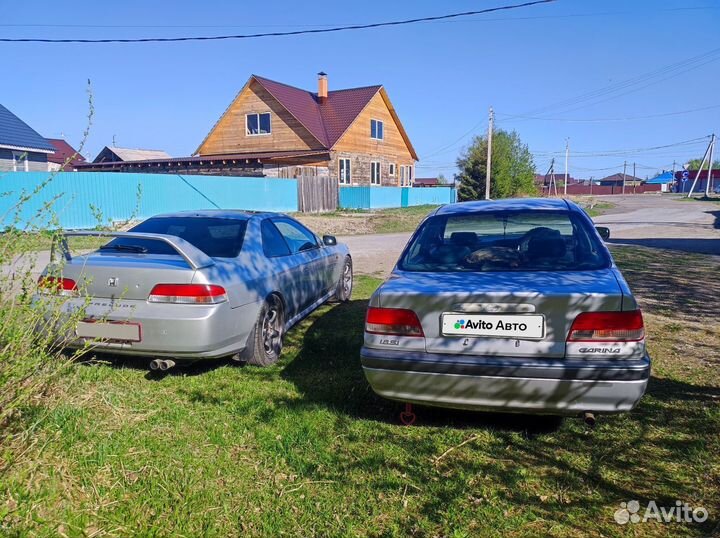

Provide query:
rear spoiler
left=55, top=231, right=215, bottom=271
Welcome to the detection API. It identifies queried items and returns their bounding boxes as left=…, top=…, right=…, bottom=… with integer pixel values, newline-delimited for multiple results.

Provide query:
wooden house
left=195, top=73, right=419, bottom=186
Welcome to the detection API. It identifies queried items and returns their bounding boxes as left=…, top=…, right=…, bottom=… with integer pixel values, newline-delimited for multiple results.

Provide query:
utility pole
left=687, top=136, right=712, bottom=197
left=622, top=161, right=627, bottom=195
left=705, top=133, right=715, bottom=196
left=633, top=162, right=636, bottom=194
left=671, top=160, right=677, bottom=193
left=485, top=106, right=494, bottom=200
left=564, top=138, right=569, bottom=197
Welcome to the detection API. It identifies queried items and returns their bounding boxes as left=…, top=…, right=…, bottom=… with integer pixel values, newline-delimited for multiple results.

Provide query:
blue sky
left=3, top=0, right=719, bottom=180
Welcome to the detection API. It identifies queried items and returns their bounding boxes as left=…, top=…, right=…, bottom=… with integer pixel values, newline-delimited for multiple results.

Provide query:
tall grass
left=0, top=83, right=95, bottom=431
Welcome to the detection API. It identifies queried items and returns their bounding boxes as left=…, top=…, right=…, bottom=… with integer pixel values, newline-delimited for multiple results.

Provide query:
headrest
left=450, top=231, right=477, bottom=247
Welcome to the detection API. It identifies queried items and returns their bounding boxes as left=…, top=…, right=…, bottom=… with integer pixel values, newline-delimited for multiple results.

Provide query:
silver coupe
left=38, top=210, right=353, bottom=369
left=361, top=198, right=650, bottom=418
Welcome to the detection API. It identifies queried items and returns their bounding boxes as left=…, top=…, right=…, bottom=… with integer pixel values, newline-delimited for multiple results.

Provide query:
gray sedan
left=38, top=210, right=352, bottom=369
left=361, top=198, right=650, bottom=417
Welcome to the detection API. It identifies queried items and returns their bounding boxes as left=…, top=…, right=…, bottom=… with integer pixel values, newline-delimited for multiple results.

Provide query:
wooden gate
left=297, top=175, right=338, bottom=213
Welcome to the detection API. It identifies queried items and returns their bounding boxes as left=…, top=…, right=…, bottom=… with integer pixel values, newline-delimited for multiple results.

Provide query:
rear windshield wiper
left=99, top=244, right=148, bottom=253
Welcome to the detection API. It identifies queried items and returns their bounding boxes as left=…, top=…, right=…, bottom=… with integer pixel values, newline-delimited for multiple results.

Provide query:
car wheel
left=247, top=295, right=284, bottom=367
left=335, top=256, right=353, bottom=302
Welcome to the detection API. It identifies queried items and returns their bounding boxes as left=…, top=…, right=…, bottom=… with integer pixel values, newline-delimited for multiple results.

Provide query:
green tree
left=686, top=158, right=720, bottom=170
left=436, top=173, right=448, bottom=185
left=455, top=129, right=536, bottom=201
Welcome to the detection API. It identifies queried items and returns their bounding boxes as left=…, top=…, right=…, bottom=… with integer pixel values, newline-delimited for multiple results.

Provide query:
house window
left=370, top=119, right=384, bottom=140
left=400, top=165, right=413, bottom=186
left=246, top=112, right=271, bottom=136
left=389, top=163, right=396, bottom=177
left=12, top=151, right=28, bottom=172
left=339, top=158, right=352, bottom=184
left=370, top=161, right=381, bottom=185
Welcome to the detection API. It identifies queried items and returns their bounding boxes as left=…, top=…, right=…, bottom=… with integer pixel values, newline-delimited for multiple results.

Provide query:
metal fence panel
left=0, top=172, right=298, bottom=229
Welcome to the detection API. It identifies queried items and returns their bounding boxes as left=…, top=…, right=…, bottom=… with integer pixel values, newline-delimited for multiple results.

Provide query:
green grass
left=294, top=205, right=438, bottom=236
left=674, top=195, right=720, bottom=204
left=370, top=205, right=439, bottom=233
left=1, top=252, right=719, bottom=537
left=584, top=201, right=615, bottom=217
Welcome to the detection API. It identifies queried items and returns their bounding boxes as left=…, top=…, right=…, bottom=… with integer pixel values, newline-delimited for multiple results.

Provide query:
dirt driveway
left=341, top=195, right=720, bottom=276
left=594, top=195, right=720, bottom=255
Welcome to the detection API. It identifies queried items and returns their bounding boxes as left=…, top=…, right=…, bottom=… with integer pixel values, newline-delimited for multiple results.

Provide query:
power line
left=531, top=136, right=710, bottom=158
left=3, top=4, right=717, bottom=29
left=0, top=0, right=555, bottom=43
left=519, top=47, right=720, bottom=117
left=421, top=46, right=720, bottom=158
left=497, top=103, right=720, bottom=123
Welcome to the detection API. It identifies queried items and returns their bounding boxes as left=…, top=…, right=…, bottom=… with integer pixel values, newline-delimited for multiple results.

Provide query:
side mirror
left=595, top=226, right=610, bottom=240
left=323, top=235, right=337, bottom=246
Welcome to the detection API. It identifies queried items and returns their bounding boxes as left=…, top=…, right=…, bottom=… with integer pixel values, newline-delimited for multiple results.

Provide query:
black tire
left=246, top=295, right=284, bottom=367
left=334, top=256, right=353, bottom=303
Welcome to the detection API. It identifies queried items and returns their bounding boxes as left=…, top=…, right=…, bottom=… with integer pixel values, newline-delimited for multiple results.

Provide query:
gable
left=332, top=89, right=418, bottom=161
left=0, top=103, right=55, bottom=153
left=196, top=79, right=326, bottom=156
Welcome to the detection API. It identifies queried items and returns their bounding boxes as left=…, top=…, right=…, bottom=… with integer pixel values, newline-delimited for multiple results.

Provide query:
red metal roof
left=47, top=138, right=86, bottom=169
left=252, top=75, right=382, bottom=148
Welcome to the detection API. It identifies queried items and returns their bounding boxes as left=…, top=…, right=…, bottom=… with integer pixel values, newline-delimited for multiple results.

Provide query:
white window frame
left=370, top=161, right=381, bottom=186
left=399, top=165, right=414, bottom=187
left=338, top=158, right=352, bottom=185
left=389, top=163, right=396, bottom=177
left=12, top=151, right=29, bottom=172
left=245, top=112, right=272, bottom=136
left=370, top=118, right=384, bottom=140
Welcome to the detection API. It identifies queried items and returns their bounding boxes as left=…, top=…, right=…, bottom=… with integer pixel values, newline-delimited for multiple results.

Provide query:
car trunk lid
left=378, top=269, right=623, bottom=358
left=54, top=253, right=196, bottom=301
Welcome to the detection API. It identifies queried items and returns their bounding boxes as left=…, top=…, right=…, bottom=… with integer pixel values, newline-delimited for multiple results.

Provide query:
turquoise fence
left=339, top=186, right=456, bottom=210
left=0, top=172, right=298, bottom=230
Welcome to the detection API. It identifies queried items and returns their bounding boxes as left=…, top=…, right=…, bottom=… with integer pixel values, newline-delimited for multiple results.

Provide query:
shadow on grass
left=277, top=299, right=719, bottom=536
left=610, top=245, right=720, bottom=320
left=72, top=350, right=231, bottom=380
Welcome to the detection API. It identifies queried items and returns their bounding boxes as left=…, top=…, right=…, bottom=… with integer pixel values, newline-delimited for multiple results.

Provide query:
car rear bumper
left=48, top=297, right=261, bottom=360
left=360, top=347, right=650, bottom=415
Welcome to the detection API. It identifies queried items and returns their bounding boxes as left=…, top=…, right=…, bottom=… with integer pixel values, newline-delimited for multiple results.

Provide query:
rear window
left=398, top=210, right=609, bottom=272
left=101, top=217, right=248, bottom=258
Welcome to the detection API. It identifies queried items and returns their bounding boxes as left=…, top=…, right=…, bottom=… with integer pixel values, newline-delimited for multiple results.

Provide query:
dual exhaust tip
left=149, top=359, right=176, bottom=371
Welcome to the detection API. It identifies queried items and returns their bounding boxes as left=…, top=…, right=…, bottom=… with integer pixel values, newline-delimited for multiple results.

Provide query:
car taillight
left=37, top=276, right=78, bottom=296
left=365, top=307, right=424, bottom=337
left=567, top=310, right=644, bottom=342
left=148, top=284, right=228, bottom=304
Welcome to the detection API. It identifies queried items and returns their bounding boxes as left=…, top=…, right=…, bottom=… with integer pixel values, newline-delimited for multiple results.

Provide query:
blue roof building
left=0, top=104, right=55, bottom=172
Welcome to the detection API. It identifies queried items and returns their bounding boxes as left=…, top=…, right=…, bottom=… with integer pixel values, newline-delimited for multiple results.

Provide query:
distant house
left=0, top=104, right=55, bottom=172
left=597, top=173, right=643, bottom=186
left=47, top=138, right=86, bottom=171
left=92, top=146, right=171, bottom=164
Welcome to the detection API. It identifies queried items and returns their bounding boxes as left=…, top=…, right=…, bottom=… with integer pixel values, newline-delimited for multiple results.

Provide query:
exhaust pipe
left=583, top=412, right=596, bottom=427
left=159, top=359, right=176, bottom=371
left=149, top=359, right=162, bottom=371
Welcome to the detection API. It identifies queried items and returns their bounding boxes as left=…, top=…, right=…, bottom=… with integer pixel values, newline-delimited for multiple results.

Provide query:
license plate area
left=76, top=320, right=142, bottom=342
left=441, top=313, right=545, bottom=339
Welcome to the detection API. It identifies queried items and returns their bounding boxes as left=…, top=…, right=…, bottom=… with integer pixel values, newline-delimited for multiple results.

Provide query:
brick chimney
left=317, top=72, right=328, bottom=103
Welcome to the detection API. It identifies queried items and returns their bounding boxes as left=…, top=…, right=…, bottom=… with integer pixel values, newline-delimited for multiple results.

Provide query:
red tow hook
left=399, top=403, right=416, bottom=426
